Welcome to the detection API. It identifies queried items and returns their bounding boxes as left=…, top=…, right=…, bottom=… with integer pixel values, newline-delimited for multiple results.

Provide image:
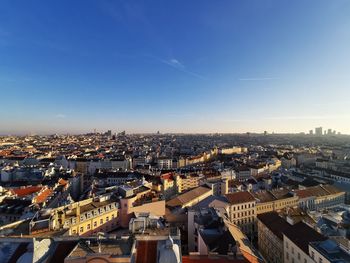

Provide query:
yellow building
left=175, top=174, right=202, bottom=193
left=253, top=189, right=299, bottom=215
left=54, top=197, right=119, bottom=236
left=225, top=191, right=257, bottom=235
left=295, top=184, right=345, bottom=211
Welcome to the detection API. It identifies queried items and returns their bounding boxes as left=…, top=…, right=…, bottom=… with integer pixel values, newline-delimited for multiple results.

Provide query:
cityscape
left=1, top=1, right=350, bottom=263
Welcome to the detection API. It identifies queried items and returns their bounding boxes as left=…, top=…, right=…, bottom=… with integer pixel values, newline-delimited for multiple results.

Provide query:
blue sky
left=1, top=0, right=350, bottom=134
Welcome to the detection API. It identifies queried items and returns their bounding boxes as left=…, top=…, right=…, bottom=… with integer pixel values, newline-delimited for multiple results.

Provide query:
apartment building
left=308, top=239, right=350, bottom=263
left=29, top=195, right=119, bottom=236
left=61, top=196, right=119, bottom=235
left=175, top=174, right=202, bottom=193
left=157, top=157, right=173, bottom=169
left=257, top=212, right=291, bottom=263
left=283, top=222, right=326, bottom=263
left=161, top=173, right=177, bottom=200
left=295, top=185, right=345, bottom=211
left=253, top=188, right=299, bottom=215
left=225, top=191, right=256, bottom=235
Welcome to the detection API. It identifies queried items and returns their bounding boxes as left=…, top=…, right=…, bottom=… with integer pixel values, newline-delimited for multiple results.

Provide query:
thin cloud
left=238, top=77, right=278, bottom=81
left=148, top=55, right=205, bottom=80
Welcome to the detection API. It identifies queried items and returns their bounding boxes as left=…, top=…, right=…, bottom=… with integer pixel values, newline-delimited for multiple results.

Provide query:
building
left=281, top=157, right=297, bottom=169
left=118, top=183, right=165, bottom=228
left=65, top=237, right=133, bottom=263
left=132, top=156, right=146, bottom=169
left=268, top=158, right=282, bottom=172
left=29, top=195, right=119, bottom=236
left=283, top=222, right=326, bottom=263
left=315, top=127, right=323, bottom=136
left=257, top=212, right=291, bottom=263
left=0, top=198, right=32, bottom=225
left=253, top=188, right=299, bottom=215
left=134, top=230, right=181, bottom=263
left=295, top=185, right=345, bottom=211
left=157, top=157, right=173, bottom=170
left=166, top=186, right=213, bottom=210
left=189, top=208, right=238, bottom=257
left=309, top=239, right=350, bottom=263
left=175, top=174, right=202, bottom=194
left=161, top=173, right=177, bottom=200
left=130, top=214, right=182, bottom=263
left=235, top=167, right=251, bottom=182
left=225, top=191, right=256, bottom=235
left=249, top=164, right=268, bottom=177
left=119, top=194, right=165, bottom=228
left=204, top=176, right=229, bottom=196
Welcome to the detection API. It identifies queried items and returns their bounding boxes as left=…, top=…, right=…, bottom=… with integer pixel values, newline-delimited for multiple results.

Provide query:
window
left=298, top=253, right=300, bottom=260
left=291, top=247, right=294, bottom=254
left=286, top=252, right=289, bottom=260
left=94, top=221, right=97, bottom=227
left=286, top=241, right=289, bottom=249
left=319, top=259, right=323, bottom=263
left=106, top=216, right=109, bottom=221
left=100, top=218, right=103, bottom=224
left=87, top=224, right=91, bottom=230
left=80, top=226, right=84, bottom=232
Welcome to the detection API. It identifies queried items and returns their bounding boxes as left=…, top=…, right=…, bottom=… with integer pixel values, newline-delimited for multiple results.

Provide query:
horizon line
left=0, top=131, right=348, bottom=136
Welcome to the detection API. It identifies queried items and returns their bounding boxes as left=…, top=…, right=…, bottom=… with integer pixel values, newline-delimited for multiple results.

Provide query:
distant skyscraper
left=327, top=129, right=332, bottom=135
left=309, top=130, right=313, bottom=135
left=315, top=127, right=322, bottom=136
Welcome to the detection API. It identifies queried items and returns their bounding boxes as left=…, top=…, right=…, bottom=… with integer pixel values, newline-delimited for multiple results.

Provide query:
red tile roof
left=167, top=186, right=212, bottom=207
left=10, top=186, right=42, bottom=197
left=58, top=178, right=68, bottom=186
left=136, top=240, right=158, bottom=263
left=161, top=172, right=174, bottom=181
left=35, top=187, right=53, bottom=204
left=295, top=185, right=343, bottom=199
left=225, top=192, right=255, bottom=205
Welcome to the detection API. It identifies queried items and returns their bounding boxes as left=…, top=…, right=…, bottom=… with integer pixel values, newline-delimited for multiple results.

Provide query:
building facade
left=225, top=191, right=257, bottom=236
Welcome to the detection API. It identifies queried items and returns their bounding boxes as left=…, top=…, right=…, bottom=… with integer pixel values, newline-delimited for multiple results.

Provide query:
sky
left=0, top=0, right=350, bottom=135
